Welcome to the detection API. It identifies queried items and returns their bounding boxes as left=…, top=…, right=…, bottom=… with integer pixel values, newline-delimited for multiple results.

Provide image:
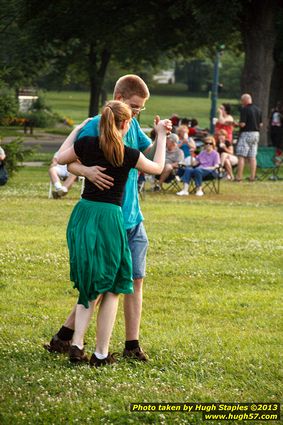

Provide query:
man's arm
left=58, top=117, right=114, bottom=190
left=68, top=162, right=114, bottom=190
left=143, top=115, right=172, bottom=160
left=56, top=118, right=92, bottom=155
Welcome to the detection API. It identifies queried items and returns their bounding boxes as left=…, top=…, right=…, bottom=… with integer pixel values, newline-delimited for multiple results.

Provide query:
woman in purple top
left=177, top=136, right=220, bottom=196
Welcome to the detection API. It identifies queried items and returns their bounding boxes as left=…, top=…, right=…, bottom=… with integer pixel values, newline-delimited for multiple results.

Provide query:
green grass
left=44, top=90, right=238, bottom=128
left=0, top=166, right=282, bottom=424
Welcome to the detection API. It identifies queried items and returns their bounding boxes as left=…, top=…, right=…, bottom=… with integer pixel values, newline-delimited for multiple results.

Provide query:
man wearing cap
left=155, top=133, right=184, bottom=190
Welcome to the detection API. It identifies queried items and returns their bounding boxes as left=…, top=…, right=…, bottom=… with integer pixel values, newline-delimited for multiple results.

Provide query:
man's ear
left=115, top=94, right=122, bottom=101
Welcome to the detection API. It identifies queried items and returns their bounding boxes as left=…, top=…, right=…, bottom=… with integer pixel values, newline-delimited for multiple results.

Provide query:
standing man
left=44, top=75, right=171, bottom=361
left=236, top=93, right=263, bottom=181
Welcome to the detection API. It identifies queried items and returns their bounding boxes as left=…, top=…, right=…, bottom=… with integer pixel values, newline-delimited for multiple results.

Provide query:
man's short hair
left=114, top=75, right=150, bottom=100
left=167, top=133, right=179, bottom=144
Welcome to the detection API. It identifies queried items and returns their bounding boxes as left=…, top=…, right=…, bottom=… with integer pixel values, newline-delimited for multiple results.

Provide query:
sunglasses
left=205, top=142, right=213, bottom=146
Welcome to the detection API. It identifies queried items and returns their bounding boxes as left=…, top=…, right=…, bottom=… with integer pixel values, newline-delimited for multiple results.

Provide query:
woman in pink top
left=177, top=136, right=220, bottom=196
left=214, top=103, right=234, bottom=142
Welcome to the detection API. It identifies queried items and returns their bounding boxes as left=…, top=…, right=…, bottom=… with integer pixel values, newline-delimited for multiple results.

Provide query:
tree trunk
left=88, top=45, right=111, bottom=117
left=269, top=62, right=283, bottom=110
left=241, top=0, right=277, bottom=145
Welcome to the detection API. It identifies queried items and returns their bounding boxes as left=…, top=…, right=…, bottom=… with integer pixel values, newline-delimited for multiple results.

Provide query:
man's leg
left=124, top=278, right=143, bottom=341
left=49, top=165, right=68, bottom=198
left=249, top=157, right=257, bottom=180
left=123, top=223, right=148, bottom=361
left=49, top=165, right=61, bottom=185
left=247, top=138, right=259, bottom=181
left=236, top=156, right=245, bottom=180
left=159, top=164, right=173, bottom=188
left=62, top=173, right=77, bottom=191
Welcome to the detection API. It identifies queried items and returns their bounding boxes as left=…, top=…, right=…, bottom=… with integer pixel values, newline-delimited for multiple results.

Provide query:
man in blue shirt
left=45, top=75, right=171, bottom=361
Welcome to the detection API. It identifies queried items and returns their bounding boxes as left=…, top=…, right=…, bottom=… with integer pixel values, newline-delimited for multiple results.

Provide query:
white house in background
left=153, top=69, right=175, bottom=84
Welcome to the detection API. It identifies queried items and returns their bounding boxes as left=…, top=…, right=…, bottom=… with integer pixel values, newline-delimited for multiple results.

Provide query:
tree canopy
left=1, top=0, right=283, bottom=143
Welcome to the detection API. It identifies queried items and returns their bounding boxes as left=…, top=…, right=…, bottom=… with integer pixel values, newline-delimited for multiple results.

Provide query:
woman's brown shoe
left=89, top=353, right=117, bottom=368
left=69, top=345, right=89, bottom=363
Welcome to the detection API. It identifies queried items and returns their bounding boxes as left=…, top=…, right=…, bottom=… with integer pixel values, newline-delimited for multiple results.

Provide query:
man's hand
left=84, top=165, right=114, bottom=190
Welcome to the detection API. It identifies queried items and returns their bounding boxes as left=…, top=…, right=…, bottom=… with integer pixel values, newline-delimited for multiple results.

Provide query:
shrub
left=2, top=138, right=35, bottom=176
left=0, top=89, right=18, bottom=125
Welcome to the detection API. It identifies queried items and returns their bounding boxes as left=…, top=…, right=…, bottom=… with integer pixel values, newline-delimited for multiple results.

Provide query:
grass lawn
left=0, top=166, right=282, bottom=424
left=44, top=91, right=239, bottom=128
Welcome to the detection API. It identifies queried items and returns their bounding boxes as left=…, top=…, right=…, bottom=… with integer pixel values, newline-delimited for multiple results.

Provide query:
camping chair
left=256, top=146, right=281, bottom=181
left=162, top=173, right=182, bottom=192
left=189, top=166, right=223, bottom=194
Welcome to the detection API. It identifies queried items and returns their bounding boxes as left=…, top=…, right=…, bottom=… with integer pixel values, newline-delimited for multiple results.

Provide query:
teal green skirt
left=66, top=199, right=133, bottom=308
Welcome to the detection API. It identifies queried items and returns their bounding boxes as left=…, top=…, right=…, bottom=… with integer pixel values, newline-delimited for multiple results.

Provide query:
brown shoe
left=43, top=335, right=71, bottom=354
left=69, top=345, right=89, bottom=363
left=123, top=346, right=148, bottom=362
left=89, top=353, right=117, bottom=368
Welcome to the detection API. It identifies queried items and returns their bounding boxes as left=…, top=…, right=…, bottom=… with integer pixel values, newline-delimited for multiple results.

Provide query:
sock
left=125, top=340, right=139, bottom=351
left=57, top=326, right=74, bottom=341
left=183, top=183, right=189, bottom=191
left=72, top=344, right=84, bottom=350
left=54, top=181, right=62, bottom=190
left=94, top=351, right=108, bottom=360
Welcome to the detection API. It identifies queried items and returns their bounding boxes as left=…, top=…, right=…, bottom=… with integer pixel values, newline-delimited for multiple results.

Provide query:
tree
left=21, top=0, right=184, bottom=116
left=240, top=0, right=281, bottom=144
left=269, top=9, right=283, bottom=112
left=174, top=0, right=283, bottom=144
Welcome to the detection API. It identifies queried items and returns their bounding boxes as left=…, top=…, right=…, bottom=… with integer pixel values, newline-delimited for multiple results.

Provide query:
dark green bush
left=2, top=138, right=35, bottom=176
left=18, top=111, right=57, bottom=128
left=0, top=89, right=18, bottom=124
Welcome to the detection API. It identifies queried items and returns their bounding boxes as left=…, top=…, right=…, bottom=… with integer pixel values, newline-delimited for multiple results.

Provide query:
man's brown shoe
left=69, top=345, right=89, bottom=363
left=89, top=353, right=117, bottom=368
left=123, top=346, right=148, bottom=362
left=43, top=335, right=71, bottom=354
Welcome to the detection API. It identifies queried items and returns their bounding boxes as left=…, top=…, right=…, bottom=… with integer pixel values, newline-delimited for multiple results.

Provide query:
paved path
left=2, top=131, right=66, bottom=153
left=2, top=127, right=152, bottom=153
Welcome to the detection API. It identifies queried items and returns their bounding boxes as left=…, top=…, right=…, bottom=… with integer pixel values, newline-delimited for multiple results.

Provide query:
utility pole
left=210, top=45, right=225, bottom=134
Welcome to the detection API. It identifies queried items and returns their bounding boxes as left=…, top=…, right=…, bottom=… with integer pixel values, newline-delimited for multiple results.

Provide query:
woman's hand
left=154, top=116, right=172, bottom=135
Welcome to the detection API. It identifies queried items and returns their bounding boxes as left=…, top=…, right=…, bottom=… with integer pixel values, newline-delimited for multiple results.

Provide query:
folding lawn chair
left=138, top=172, right=146, bottom=199
left=256, top=146, right=281, bottom=181
left=162, top=173, right=182, bottom=193
left=189, top=166, right=223, bottom=194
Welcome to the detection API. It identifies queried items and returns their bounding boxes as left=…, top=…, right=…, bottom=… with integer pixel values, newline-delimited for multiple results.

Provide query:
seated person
left=177, top=135, right=220, bottom=197
left=0, top=144, right=8, bottom=186
left=216, top=129, right=238, bottom=180
left=169, top=114, right=180, bottom=133
left=49, top=152, right=77, bottom=198
left=155, top=133, right=184, bottom=190
left=0, top=145, right=6, bottom=162
left=177, top=125, right=196, bottom=159
left=189, top=118, right=209, bottom=139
